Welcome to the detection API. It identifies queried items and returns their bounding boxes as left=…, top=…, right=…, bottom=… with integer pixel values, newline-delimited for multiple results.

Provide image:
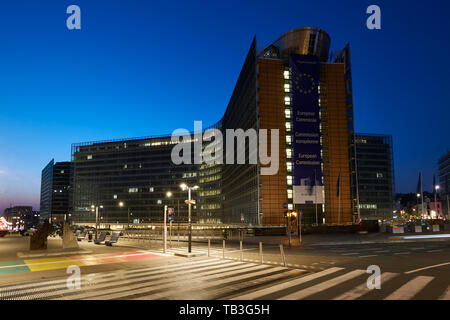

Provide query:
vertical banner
left=289, top=54, right=324, bottom=204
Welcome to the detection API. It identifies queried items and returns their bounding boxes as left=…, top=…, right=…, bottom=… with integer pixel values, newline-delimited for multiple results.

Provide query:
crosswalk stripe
left=200, top=269, right=305, bottom=300
left=132, top=266, right=290, bottom=300
left=277, top=269, right=365, bottom=300
left=384, top=276, right=434, bottom=300
left=46, top=261, right=247, bottom=300
left=0, top=257, right=220, bottom=292
left=332, top=272, right=398, bottom=300
left=81, top=264, right=272, bottom=300
left=439, top=286, right=450, bottom=300
left=2, top=259, right=229, bottom=300
left=230, top=267, right=343, bottom=300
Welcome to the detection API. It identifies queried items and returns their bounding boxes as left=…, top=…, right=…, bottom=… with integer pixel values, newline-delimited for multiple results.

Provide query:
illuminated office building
left=71, top=27, right=363, bottom=226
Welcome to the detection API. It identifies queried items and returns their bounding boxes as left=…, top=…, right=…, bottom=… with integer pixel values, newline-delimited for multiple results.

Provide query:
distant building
left=40, top=159, right=72, bottom=222
left=355, top=134, right=395, bottom=220
left=438, top=151, right=450, bottom=217
left=3, top=206, right=39, bottom=230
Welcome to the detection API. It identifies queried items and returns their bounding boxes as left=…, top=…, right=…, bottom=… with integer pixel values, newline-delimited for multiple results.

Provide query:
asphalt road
left=0, top=235, right=449, bottom=300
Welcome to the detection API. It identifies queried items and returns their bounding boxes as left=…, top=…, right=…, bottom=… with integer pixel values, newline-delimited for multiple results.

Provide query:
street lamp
left=180, top=183, right=199, bottom=253
left=163, top=191, right=172, bottom=253
left=435, top=185, right=440, bottom=218
left=91, top=204, right=103, bottom=240
left=119, top=201, right=132, bottom=229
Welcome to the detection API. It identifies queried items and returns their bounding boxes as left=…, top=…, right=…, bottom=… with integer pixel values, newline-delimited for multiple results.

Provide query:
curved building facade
left=71, top=27, right=359, bottom=226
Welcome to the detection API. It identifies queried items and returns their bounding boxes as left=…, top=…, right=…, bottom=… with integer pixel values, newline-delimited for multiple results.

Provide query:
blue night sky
left=0, top=0, right=449, bottom=212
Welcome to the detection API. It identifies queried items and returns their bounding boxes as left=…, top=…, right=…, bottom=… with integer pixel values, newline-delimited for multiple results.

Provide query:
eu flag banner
left=290, top=54, right=324, bottom=204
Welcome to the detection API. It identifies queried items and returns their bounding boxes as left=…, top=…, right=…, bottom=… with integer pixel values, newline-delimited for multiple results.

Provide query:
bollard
left=259, top=241, right=263, bottom=264
left=208, top=239, right=211, bottom=257
left=240, top=240, right=243, bottom=261
left=223, top=239, right=225, bottom=259
left=280, top=244, right=286, bottom=267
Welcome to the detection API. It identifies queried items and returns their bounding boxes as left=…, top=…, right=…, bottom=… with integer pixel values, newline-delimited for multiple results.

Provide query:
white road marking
left=333, top=272, right=398, bottom=300
left=384, top=276, right=433, bottom=300
left=439, top=286, right=450, bottom=300
left=358, top=255, right=378, bottom=258
left=278, top=269, right=365, bottom=300
left=341, top=253, right=359, bottom=256
left=64, top=262, right=264, bottom=300
left=3, top=260, right=233, bottom=299
left=405, top=262, right=450, bottom=274
left=133, top=268, right=298, bottom=300
left=230, top=267, right=343, bottom=300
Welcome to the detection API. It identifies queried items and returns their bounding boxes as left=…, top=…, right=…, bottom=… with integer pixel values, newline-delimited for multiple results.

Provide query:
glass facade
left=355, top=134, right=395, bottom=220
left=69, top=27, right=383, bottom=227
left=40, top=160, right=72, bottom=222
left=438, top=151, right=450, bottom=216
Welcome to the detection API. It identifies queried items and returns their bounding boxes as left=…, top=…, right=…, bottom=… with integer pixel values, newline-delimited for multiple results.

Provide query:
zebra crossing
left=0, top=258, right=449, bottom=300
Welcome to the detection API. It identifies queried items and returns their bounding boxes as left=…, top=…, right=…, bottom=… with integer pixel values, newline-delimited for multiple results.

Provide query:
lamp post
left=163, top=191, right=172, bottom=253
left=118, top=202, right=131, bottom=229
left=416, top=193, right=421, bottom=218
left=91, top=204, right=103, bottom=240
left=180, top=183, right=199, bottom=253
left=435, top=185, right=440, bottom=218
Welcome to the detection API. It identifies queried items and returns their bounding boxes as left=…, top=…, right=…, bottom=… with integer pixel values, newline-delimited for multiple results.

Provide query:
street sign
left=185, top=200, right=196, bottom=205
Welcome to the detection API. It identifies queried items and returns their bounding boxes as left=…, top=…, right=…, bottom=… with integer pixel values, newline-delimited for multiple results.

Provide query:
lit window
left=376, top=173, right=383, bottom=178
left=287, top=176, right=293, bottom=185
left=286, top=136, right=292, bottom=143
left=284, top=109, right=291, bottom=118
left=113, top=194, right=117, bottom=199
left=284, top=70, right=290, bottom=79
left=288, top=204, right=293, bottom=210
left=157, top=200, right=162, bottom=204
left=284, top=84, right=290, bottom=92
left=286, top=149, right=292, bottom=158
left=149, top=187, right=154, bottom=192
left=87, top=155, right=92, bottom=160
left=285, top=122, right=291, bottom=130
left=60, top=170, right=64, bottom=174
left=124, top=164, right=128, bottom=169
left=284, top=96, right=290, bottom=103
left=287, top=162, right=293, bottom=171
left=128, top=188, right=138, bottom=193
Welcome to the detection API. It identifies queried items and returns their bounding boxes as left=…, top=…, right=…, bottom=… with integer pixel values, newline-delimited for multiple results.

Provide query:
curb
left=17, top=249, right=93, bottom=259
left=174, top=252, right=207, bottom=258
left=307, top=237, right=450, bottom=246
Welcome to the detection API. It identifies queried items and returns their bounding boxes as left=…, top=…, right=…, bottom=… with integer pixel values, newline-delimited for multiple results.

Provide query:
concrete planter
left=432, top=225, right=440, bottom=232
left=414, top=226, right=422, bottom=233
left=392, top=226, right=404, bottom=234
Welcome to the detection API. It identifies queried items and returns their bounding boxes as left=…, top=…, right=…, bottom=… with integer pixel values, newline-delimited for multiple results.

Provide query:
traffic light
left=168, top=208, right=174, bottom=221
